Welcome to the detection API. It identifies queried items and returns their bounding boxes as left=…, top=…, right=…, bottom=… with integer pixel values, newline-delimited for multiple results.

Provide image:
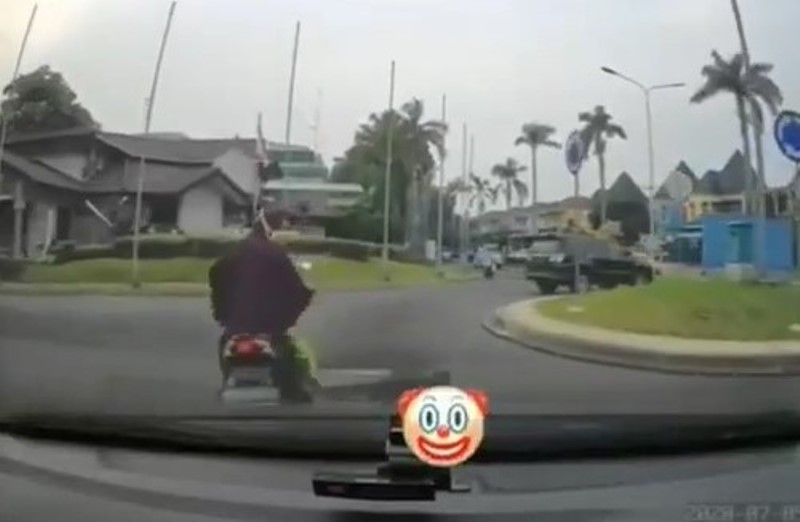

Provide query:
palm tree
left=464, top=174, right=497, bottom=214
left=578, top=106, right=627, bottom=224
left=346, top=99, right=447, bottom=251
left=491, top=158, right=528, bottom=210
left=514, top=123, right=560, bottom=208
left=690, top=51, right=782, bottom=215
left=399, top=99, right=448, bottom=254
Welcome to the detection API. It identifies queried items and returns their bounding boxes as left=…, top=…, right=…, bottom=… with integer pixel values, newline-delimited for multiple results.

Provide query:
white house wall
left=178, top=182, right=223, bottom=234
left=214, top=149, right=256, bottom=196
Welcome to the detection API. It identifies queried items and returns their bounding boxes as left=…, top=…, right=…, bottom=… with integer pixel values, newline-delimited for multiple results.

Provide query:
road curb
left=483, top=299, right=800, bottom=376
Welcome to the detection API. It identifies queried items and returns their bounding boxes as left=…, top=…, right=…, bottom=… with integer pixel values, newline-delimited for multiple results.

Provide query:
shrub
left=50, top=234, right=408, bottom=265
left=0, top=257, right=28, bottom=281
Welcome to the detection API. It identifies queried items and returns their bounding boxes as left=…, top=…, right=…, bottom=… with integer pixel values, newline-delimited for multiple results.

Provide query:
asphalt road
left=3, top=269, right=800, bottom=416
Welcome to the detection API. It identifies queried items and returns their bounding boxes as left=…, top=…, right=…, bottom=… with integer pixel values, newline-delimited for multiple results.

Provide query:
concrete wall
left=178, top=183, right=223, bottom=234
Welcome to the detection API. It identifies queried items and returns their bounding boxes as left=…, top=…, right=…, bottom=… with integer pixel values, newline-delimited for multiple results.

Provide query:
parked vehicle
left=524, top=233, right=655, bottom=294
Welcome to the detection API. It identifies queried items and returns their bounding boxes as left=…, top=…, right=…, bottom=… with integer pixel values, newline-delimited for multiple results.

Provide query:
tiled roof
left=84, top=162, right=226, bottom=194
left=592, top=172, right=647, bottom=205
left=8, top=127, right=314, bottom=164
left=654, top=160, right=697, bottom=200
left=674, top=160, right=696, bottom=181
left=694, top=150, right=758, bottom=195
left=1, top=151, right=83, bottom=190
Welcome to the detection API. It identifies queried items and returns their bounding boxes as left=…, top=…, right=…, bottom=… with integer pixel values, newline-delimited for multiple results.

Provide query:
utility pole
left=284, top=21, right=301, bottom=144
left=435, top=94, right=447, bottom=276
left=466, top=134, right=475, bottom=253
left=1, top=4, right=38, bottom=259
left=380, top=60, right=396, bottom=280
left=459, top=123, right=467, bottom=258
left=131, top=1, right=177, bottom=287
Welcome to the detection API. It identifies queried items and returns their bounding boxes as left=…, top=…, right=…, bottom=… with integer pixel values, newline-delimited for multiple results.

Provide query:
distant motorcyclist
left=475, top=246, right=496, bottom=279
left=209, top=209, right=315, bottom=398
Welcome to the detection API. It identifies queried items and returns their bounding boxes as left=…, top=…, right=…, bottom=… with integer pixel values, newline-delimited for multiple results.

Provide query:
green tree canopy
left=1, top=65, right=97, bottom=134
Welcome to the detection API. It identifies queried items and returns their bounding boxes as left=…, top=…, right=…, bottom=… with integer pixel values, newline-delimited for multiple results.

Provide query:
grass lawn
left=12, top=256, right=475, bottom=294
left=537, top=277, right=800, bottom=341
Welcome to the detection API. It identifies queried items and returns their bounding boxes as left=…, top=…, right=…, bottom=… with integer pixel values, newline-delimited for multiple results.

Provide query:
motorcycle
left=219, top=258, right=319, bottom=404
left=483, top=263, right=496, bottom=279
left=219, top=333, right=319, bottom=403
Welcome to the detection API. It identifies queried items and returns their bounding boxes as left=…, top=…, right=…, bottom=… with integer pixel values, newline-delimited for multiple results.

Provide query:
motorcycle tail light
left=234, top=339, right=261, bottom=356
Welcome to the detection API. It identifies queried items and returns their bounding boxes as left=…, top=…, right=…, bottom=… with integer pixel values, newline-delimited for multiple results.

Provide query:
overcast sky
left=1, top=0, right=799, bottom=207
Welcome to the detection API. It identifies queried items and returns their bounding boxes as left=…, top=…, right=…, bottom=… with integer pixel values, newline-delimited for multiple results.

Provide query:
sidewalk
left=485, top=297, right=800, bottom=375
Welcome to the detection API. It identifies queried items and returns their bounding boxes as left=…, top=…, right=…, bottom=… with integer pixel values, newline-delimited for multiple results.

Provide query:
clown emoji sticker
left=396, top=385, right=489, bottom=468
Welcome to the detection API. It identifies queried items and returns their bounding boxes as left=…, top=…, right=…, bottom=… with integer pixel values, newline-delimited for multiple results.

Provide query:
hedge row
left=51, top=235, right=419, bottom=265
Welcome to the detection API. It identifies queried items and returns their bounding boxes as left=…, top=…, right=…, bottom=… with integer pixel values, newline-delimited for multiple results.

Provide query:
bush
left=0, top=257, right=27, bottom=281
left=50, top=234, right=410, bottom=265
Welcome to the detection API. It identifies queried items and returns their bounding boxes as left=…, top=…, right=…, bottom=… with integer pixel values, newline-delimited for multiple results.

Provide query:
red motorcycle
left=219, top=334, right=316, bottom=403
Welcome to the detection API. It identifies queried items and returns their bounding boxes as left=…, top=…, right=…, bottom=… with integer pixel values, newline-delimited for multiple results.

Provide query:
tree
left=514, top=123, right=560, bottom=208
left=690, top=51, right=782, bottom=217
left=1, top=65, right=97, bottom=133
left=491, top=158, right=528, bottom=210
left=578, top=105, right=626, bottom=225
left=398, top=99, right=447, bottom=254
left=465, top=174, right=497, bottom=214
left=336, top=98, right=447, bottom=252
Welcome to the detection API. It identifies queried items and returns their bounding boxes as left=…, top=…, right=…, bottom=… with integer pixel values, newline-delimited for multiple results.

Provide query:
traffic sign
left=774, top=110, right=800, bottom=163
left=565, top=130, right=585, bottom=176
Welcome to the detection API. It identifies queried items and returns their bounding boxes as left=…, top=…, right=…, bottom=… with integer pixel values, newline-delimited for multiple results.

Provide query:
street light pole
left=0, top=3, right=38, bottom=197
left=644, top=88, right=655, bottom=237
left=131, top=1, right=177, bottom=288
left=600, top=66, right=684, bottom=242
left=381, top=60, right=396, bottom=281
left=436, top=94, right=447, bottom=276
left=284, top=21, right=301, bottom=145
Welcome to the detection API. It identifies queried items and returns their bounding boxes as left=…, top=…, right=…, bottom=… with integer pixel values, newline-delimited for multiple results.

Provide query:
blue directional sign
left=565, top=130, right=584, bottom=176
left=774, top=110, right=800, bottom=163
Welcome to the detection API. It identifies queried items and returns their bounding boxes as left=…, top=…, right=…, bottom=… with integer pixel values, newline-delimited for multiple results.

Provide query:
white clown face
left=397, top=385, right=488, bottom=468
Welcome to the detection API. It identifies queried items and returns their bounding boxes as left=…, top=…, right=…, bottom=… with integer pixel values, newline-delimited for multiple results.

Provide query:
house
left=469, top=196, right=592, bottom=240
left=0, top=127, right=362, bottom=258
left=652, top=160, right=696, bottom=237
left=590, top=171, right=649, bottom=242
left=684, top=150, right=758, bottom=222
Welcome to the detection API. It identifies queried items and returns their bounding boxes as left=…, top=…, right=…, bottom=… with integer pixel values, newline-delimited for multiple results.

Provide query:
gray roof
left=84, top=162, right=238, bottom=195
left=4, top=127, right=319, bottom=197
left=654, top=160, right=697, bottom=200
left=1, top=151, right=83, bottom=190
left=674, top=160, right=696, bottom=181
left=694, top=150, right=757, bottom=195
left=592, top=172, right=647, bottom=205
left=7, top=127, right=314, bottom=164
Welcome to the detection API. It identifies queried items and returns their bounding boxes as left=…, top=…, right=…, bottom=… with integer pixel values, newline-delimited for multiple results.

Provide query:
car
left=524, top=233, right=655, bottom=294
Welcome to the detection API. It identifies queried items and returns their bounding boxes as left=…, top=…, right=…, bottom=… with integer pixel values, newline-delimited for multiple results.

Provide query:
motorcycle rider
left=209, top=208, right=315, bottom=400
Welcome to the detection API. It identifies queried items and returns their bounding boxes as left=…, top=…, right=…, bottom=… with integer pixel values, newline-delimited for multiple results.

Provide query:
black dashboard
left=3, top=415, right=800, bottom=522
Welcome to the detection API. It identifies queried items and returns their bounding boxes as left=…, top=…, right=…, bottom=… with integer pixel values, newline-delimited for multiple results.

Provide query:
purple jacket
left=209, top=236, right=313, bottom=336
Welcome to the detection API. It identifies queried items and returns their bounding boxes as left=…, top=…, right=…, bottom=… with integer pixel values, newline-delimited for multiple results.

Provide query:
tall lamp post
left=131, top=1, right=177, bottom=288
left=600, top=66, right=683, bottom=241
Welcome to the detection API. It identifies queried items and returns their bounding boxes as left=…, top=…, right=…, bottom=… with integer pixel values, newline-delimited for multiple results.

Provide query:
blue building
left=671, top=215, right=795, bottom=277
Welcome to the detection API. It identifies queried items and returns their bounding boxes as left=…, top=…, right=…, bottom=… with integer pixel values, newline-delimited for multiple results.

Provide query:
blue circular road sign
left=774, top=110, right=800, bottom=163
left=565, top=130, right=584, bottom=176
